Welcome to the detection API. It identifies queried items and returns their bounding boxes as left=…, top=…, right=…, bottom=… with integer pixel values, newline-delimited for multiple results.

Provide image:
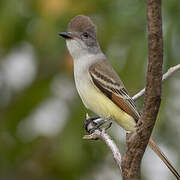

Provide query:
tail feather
left=149, top=138, right=180, bottom=180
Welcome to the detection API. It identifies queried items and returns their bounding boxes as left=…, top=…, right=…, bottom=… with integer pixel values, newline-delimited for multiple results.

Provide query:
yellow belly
left=78, top=81, right=136, bottom=132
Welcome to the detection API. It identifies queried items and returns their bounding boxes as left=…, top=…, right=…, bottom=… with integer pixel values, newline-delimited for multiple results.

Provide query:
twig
left=133, top=64, right=180, bottom=101
left=83, top=125, right=122, bottom=170
left=83, top=114, right=122, bottom=170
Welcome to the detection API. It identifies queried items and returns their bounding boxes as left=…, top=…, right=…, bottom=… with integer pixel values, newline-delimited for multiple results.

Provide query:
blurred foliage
left=0, top=0, right=180, bottom=180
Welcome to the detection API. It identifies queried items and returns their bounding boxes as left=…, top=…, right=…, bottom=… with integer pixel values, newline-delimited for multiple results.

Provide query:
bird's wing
left=89, top=59, right=140, bottom=121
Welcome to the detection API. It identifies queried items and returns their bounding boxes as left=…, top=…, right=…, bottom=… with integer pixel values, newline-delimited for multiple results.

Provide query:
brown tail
left=149, top=138, right=180, bottom=180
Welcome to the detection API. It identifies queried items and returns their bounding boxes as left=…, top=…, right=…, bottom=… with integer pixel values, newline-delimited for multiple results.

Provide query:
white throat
left=66, top=39, right=88, bottom=60
left=66, top=39, right=105, bottom=70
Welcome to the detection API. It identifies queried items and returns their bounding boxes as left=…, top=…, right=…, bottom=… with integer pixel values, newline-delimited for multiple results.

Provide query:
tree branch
left=121, top=0, right=163, bottom=179
left=83, top=115, right=122, bottom=171
left=133, top=64, right=180, bottom=101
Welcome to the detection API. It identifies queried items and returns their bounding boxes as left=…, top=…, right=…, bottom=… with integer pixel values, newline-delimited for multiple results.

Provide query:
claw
left=83, top=115, right=100, bottom=132
left=83, top=114, right=112, bottom=134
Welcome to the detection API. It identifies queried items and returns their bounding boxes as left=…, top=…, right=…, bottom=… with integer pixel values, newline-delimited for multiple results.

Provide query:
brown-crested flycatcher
left=59, top=15, right=180, bottom=179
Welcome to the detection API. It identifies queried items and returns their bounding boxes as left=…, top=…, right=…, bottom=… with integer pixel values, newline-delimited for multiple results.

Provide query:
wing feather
left=89, top=60, right=140, bottom=121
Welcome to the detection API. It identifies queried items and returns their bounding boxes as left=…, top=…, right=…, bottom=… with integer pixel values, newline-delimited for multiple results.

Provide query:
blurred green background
left=0, top=0, right=180, bottom=180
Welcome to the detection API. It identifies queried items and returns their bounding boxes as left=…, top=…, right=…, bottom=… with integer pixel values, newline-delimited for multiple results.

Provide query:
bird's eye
left=82, top=32, right=89, bottom=38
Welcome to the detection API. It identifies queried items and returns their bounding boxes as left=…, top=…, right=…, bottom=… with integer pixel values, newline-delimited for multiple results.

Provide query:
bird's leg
left=84, top=114, right=111, bottom=134
left=83, top=116, right=99, bottom=132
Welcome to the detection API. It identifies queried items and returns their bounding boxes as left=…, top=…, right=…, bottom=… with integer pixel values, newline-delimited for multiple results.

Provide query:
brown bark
left=121, top=0, right=163, bottom=179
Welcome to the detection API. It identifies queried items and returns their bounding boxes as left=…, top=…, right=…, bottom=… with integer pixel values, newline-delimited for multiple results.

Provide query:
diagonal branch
left=83, top=114, right=122, bottom=170
left=83, top=123, right=122, bottom=170
left=133, top=64, right=180, bottom=101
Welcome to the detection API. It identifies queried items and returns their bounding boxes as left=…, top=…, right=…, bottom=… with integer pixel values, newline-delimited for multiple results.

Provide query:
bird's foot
left=83, top=113, right=111, bottom=134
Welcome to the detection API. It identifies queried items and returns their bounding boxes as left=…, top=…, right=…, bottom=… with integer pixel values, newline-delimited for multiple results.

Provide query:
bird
left=59, top=14, right=180, bottom=179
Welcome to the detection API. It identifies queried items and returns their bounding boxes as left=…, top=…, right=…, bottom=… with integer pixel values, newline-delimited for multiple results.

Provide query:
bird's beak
left=58, top=32, right=73, bottom=39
